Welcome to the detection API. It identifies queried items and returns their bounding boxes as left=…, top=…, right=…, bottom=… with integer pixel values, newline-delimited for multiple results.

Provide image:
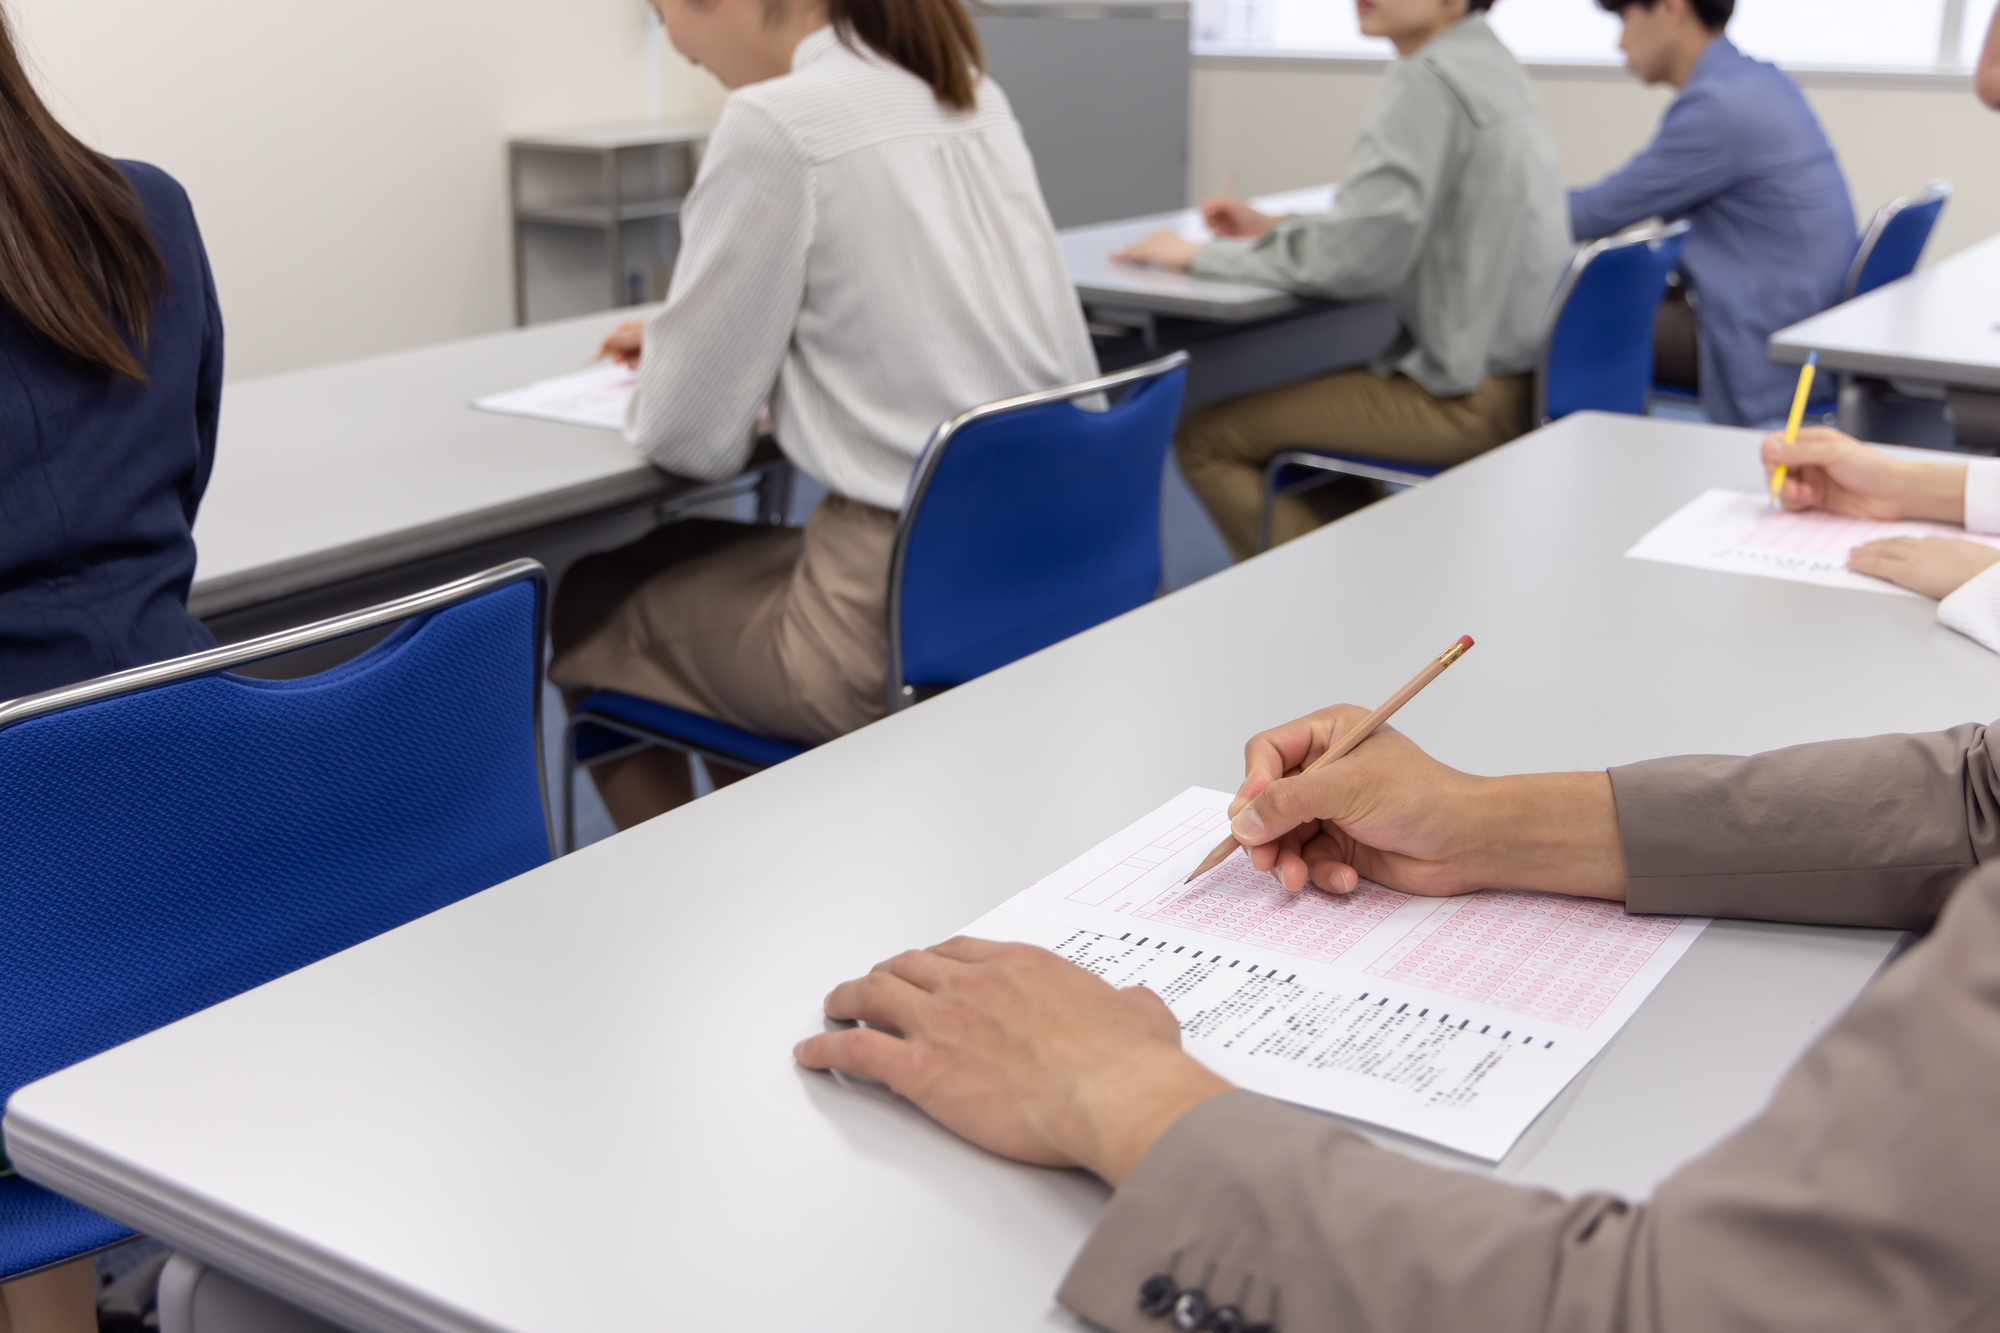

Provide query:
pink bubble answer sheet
left=962, top=788, right=1707, bottom=1161
left=1626, top=488, right=2000, bottom=596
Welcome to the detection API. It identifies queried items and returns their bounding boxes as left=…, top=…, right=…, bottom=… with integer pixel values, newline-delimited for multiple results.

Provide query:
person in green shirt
left=1117, top=0, right=1568, bottom=559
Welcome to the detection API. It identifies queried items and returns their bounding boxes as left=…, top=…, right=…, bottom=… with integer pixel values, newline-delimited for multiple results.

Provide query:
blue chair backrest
left=1845, top=181, right=1951, bottom=301
left=0, top=562, right=550, bottom=1118
left=888, top=353, right=1187, bottom=703
left=1538, top=221, right=1690, bottom=425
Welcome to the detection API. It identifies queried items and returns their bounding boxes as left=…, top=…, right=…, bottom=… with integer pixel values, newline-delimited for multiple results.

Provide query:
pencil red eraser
left=1457, top=635, right=1474, bottom=649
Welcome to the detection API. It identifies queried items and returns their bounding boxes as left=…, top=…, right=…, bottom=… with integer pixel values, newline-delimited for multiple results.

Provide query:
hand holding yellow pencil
left=1768, top=351, right=1819, bottom=508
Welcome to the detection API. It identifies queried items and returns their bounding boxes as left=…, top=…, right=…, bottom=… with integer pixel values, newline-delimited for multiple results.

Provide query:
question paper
left=962, top=788, right=1706, bottom=1161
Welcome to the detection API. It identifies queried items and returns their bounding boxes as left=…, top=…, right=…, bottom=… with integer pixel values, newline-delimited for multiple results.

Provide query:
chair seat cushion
left=0, top=1175, right=131, bottom=1280
left=571, top=692, right=812, bottom=771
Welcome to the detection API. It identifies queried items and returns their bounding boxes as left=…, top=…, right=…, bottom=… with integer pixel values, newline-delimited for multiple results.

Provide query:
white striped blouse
left=626, top=25, right=1099, bottom=512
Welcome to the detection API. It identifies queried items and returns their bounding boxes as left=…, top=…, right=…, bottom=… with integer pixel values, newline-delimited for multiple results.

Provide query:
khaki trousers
left=1175, top=368, right=1534, bottom=560
left=549, top=494, right=899, bottom=750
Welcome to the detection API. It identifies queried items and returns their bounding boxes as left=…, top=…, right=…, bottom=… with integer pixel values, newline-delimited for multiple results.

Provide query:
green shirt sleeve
left=1188, top=58, right=1461, bottom=299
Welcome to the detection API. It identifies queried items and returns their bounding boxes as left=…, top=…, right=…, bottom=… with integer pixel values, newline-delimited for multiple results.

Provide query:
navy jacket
left=1569, top=38, right=1856, bottom=427
left=0, top=160, right=223, bottom=702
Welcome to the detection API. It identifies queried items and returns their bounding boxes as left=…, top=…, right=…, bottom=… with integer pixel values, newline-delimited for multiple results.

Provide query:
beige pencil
left=1183, top=634, right=1476, bottom=884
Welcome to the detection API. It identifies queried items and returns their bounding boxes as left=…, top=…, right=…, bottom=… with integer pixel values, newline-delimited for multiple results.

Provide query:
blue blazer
left=0, top=160, right=223, bottom=702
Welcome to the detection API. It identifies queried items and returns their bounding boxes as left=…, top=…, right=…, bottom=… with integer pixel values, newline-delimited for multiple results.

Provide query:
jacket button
left=1171, top=1289, right=1209, bottom=1331
left=1139, top=1275, right=1177, bottom=1317
left=1206, top=1306, right=1244, bottom=1333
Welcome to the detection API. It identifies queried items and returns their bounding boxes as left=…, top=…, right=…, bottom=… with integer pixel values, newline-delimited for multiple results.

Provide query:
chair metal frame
left=1252, top=221, right=1690, bottom=554
left=883, top=349, right=1191, bottom=714
left=1842, top=180, right=1952, bottom=302
left=559, top=704, right=786, bottom=854
left=0, top=558, right=555, bottom=857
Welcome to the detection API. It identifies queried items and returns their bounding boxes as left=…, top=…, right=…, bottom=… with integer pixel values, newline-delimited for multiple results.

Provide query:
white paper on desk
left=1173, top=184, right=1339, bottom=242
left=1627, top=488, right=2000, bottom=596
left=471, top=363, right=635, bottom=431
left=961, top=788, right=1707, bottom=1162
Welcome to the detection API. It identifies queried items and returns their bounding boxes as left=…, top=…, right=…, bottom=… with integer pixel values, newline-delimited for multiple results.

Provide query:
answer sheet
left=471, top=363, right=635, bottom=431
left=962, top=788, right=1707, bottom=1161
left=1627, top=488, right=2000, bottom=595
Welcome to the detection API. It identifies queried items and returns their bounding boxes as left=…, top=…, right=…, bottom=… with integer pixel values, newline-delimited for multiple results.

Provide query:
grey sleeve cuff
left=1187, top=237, right=1285, bottom=287
left=1058, top=1090, right=1630, bottom=1333
left=1610, top=724, right=2000, bottom=930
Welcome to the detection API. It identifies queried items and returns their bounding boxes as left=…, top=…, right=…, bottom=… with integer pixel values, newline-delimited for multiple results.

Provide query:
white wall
left=10, top=0, right=726, bottom=380
left=1191, top=59, right=2000, bottom=268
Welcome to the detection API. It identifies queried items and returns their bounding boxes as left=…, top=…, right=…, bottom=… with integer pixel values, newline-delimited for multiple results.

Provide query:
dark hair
left=1466, top=0, right=1497, bottom=11
left=828, top=0, right=986, bottom=110
left=1593, top=0, right=1733, bottom=31
left=0, top=3, right=164, bottom=380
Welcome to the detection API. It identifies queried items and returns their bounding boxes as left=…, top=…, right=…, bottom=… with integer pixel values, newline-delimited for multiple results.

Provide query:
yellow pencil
left=1769, top=351, right=1818, bottom=508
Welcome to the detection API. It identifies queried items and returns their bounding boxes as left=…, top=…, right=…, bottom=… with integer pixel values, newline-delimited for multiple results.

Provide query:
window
left=1193, top=0, right=1985, bottom=74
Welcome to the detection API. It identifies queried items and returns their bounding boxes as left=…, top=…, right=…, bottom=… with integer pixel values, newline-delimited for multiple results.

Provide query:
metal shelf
left=517, top=199, right=685, bottom=229
left=510, top=123, right=709, bottom=325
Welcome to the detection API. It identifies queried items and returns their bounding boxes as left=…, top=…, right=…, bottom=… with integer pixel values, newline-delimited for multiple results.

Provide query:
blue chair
left=1653, top=182, right=1953, bottom=417
left=1845, top=180, right=1951, bottom=301
left=562, top=350, right=1190, bottom=845
left=0, top=560, right=550, bottom=1281
left=1255, top=220, right=1689, bottom=552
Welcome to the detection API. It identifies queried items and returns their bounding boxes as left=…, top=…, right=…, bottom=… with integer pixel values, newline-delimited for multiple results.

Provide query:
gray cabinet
left=974, top=1, right=1191, bottom=227
left=509, top=124, right=709, bottom=326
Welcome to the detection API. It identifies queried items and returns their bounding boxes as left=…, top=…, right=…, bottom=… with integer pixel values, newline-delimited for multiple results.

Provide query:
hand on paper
left=1762, top=427, right=1966, bottom=524
left=1849, top=536, right=2000, bottom=600
left=598, top=321, right=644, bottom=369
left=1227, top=705, right=1628, bottom=902
left=794, top=937, right=1230, bottom=1185
left=1112, top=230, right=1202, bottom=273
left=1199, top=196, right=1281, bottom=239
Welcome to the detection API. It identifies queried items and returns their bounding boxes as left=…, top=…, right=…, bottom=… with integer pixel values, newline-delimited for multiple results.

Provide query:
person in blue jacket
left=0, top=5, right=223, bottom=709
left=1570, top=0, right=1854, bottom=428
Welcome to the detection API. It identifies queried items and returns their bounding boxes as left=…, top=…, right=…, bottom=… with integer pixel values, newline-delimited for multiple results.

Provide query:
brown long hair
left=0, top=4, right=164, bottom=380
left=828, top=0, right=986, bottom=110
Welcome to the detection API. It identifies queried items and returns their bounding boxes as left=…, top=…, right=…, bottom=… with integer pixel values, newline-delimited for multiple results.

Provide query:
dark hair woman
left=0, top=2, right=222, bottom=709
left=553, top=0, right=1096, bottom=824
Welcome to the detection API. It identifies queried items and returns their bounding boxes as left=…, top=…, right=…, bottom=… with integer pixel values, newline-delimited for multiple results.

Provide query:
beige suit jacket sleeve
left=1611, top=721, right=2000, bottom=929
left=1061, top=861, right=2000, bottom=1332
left=1058, top=723, right=2000, bottom=1331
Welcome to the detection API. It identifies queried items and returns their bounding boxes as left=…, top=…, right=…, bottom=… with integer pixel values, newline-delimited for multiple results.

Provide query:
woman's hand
left=598, top=321, right=645, bottom=369
left=794, top=938, right=1230, bottom=1185
left=1849, top=536, right=2000, bottom=600
left=1199, top=196, right=1282, bottom=239
left=1761, top=426, right=1965, bottom=523
left=1224, top=705, right=1627, bottom=901
left=1111, top=230, right=1201, bottom=273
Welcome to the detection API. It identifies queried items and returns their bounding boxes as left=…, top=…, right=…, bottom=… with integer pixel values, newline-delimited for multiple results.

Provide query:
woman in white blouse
left=1763, top=427, right=2000, bottom=652
left=551, top=0, right=1097, bottom=824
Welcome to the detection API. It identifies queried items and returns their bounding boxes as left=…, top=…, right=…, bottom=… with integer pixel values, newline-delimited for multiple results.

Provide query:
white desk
left=190, top=309, right=778, bottom=636
left=1769, top=234, right=2000, bottom=390
left=1769, top=234, right=2000, bottom=447
left=1059, top=186, right=1398, bottom=413
left=14, top=413, right=1992, bottom=1333
left=1060, top=186, right=1337, bottom=323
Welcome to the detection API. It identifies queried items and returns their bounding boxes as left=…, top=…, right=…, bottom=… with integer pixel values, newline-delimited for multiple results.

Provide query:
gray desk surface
left=13, top=413, right=1992, bottom=1333
left=191, top=310, right=677, bottom=619
left=1060, top=185, right=1335, bottom=322
left=1769, top=233, right=2000, bottom=390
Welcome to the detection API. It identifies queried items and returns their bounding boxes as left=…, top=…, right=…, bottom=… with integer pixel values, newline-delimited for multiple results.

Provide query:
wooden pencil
left=1183, top=634, right=1476, bottom=884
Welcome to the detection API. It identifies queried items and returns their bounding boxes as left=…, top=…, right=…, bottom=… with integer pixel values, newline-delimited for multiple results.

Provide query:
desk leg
left=755, top=458, right=795, bottom=526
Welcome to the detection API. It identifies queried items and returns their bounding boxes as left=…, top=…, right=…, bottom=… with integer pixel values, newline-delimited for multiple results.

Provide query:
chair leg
left=561, top=717, right=582, bottom=856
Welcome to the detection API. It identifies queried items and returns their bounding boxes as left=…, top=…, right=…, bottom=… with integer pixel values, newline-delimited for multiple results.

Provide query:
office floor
left=546, top=457, right=1235, bottom=851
